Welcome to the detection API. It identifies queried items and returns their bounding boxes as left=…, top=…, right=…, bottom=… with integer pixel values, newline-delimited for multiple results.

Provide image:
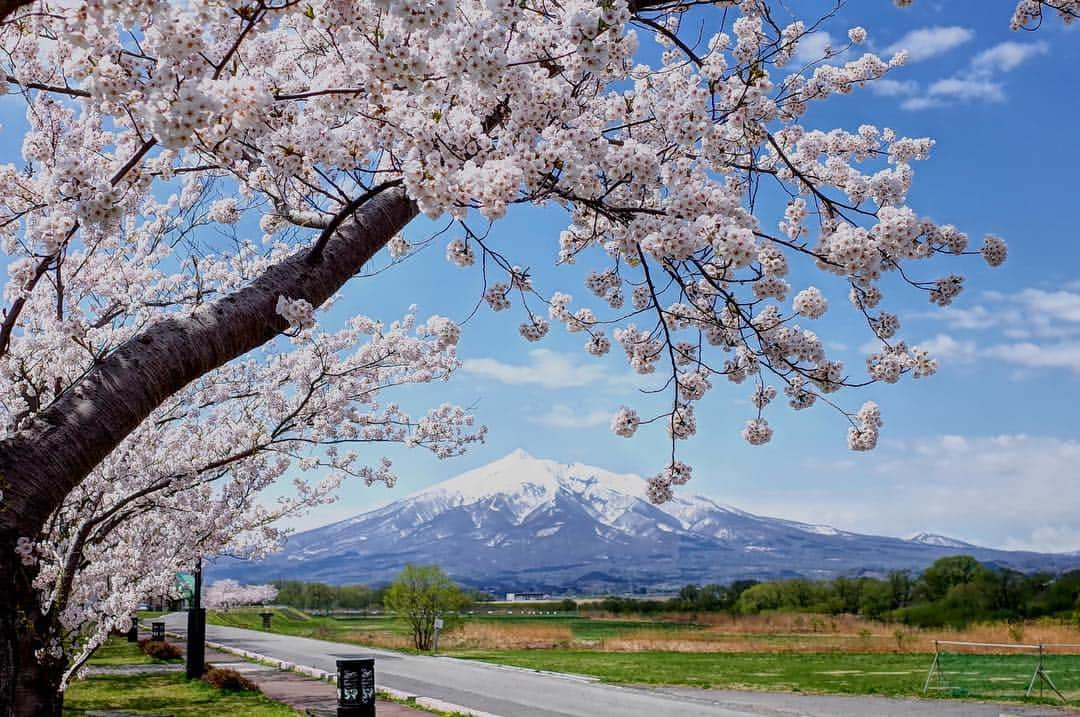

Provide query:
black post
left=126, top=615, right=138, bottom=643
left=336, top=658, right=376, bottom=717
left=186, top=558, right=206, bottom=680
left=151, top=621, right=165, bottom=641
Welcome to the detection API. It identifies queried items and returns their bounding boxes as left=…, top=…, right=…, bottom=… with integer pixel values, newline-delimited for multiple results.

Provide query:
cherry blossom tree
left=0, top=0, right=1060, bottom=714
left=27, top=308, right=480, bottom=695
left=204, top=579, right=278, bottom=609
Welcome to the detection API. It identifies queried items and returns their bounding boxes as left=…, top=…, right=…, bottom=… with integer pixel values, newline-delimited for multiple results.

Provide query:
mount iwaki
left=216, top=451, right=1078, bottom=592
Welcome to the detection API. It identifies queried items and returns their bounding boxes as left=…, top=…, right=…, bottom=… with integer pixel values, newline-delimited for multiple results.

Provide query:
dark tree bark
left=0, top=188, right=417, bottom=715
left=0, top=543, right=66, bottom=717
left=0, top=1, right=33, bottom=22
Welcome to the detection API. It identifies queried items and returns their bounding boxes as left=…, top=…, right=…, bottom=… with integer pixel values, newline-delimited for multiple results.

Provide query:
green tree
left=887, top=570, right=914, bottom=608
left=305, top=582, right=335, bottom=614
left=858, top=580, right=894, bottom=619
left=384, top=565, right=468, bottom=651
left=918, top=556, right=985, bottom=602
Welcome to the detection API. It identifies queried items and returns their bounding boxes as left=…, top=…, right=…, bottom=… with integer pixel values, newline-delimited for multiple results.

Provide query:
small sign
left=434, top=618, right=444, bottom=630
left=336, top=657, right=376, bottom=714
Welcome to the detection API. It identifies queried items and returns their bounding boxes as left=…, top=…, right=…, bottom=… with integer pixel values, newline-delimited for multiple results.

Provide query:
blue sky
left=283, top=2, right=1080, bottom=553
left=4, top=2, right=1079, bottom=553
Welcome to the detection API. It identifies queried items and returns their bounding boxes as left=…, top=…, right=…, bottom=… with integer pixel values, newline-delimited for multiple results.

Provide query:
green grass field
left=64, top=673, right=299, bottom=716
left=208, top=607, right=411, bottom=641
left=63, top=638, right=297, bottom=716
left=451, top=649, right=1080, bottom=704
left=83, top=638, right=164, bottom=666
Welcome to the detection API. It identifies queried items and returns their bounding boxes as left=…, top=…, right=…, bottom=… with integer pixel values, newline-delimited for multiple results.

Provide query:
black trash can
left=151, top=621, right=165, bottom=641
left=126, top=616, right=139, bottom=642
left=261, top=611, right=273, bottom=629
left=336, top=657, right=375, bottom=717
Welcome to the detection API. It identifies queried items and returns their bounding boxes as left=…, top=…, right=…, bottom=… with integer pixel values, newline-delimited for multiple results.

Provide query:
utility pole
left=186, top=557, right=206, bottom=679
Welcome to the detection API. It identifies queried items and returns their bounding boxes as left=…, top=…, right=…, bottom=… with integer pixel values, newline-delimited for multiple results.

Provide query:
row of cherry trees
left=0, top=0, right=1070, bottom=714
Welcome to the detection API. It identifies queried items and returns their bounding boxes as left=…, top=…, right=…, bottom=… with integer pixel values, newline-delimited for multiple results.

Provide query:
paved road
left=163, top=614, right=1074, bottom=717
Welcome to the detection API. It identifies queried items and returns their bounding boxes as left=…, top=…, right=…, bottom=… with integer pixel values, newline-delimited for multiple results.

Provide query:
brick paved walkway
left=202, top=645, right=426, bottom=715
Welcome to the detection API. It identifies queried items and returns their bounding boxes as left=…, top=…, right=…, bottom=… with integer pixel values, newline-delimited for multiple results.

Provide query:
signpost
left=433, top=617, right=444, bottom=654
left=336, top=657, right=376, bottom=717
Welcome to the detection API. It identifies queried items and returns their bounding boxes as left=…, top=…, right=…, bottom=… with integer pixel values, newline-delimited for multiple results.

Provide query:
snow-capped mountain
left=907, top=532, right=974, bottom=549
left=215, top=450, right=1078, bottom=591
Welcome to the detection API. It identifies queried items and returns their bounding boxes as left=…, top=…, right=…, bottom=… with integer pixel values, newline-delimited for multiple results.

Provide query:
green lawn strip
left=63, top=672, right=299, bottom=716
left=449, top=650, right=1080, bottom=705
left=85, top=639, right=163, bottom=667
left=209, top=609, right=412, bottom=644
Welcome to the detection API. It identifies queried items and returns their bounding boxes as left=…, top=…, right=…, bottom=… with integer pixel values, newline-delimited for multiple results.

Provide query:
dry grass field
left=435, top=612, right=1080, bottom=654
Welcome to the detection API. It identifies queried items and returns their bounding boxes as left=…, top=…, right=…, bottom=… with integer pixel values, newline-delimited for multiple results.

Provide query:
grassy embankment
left=63, top=637, right=298, bottom=716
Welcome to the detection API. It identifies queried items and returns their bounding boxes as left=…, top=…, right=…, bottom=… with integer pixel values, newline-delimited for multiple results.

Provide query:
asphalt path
left=163, top=613, right=1075, bottom=717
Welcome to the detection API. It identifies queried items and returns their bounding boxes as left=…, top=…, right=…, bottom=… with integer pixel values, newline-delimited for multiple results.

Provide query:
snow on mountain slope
left=214, top=451, right=1080, bottom=590
left=907, top=532, right=973, bottom=548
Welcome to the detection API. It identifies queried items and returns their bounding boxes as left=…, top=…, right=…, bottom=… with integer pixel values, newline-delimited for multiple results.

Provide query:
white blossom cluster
left=1011, top=0, right=1080, bottom=28
left=276, top=296, right=316, bottom=330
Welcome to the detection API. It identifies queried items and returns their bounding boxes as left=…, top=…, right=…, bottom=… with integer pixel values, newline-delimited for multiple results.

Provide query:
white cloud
left=868, top=78, right=919, bottom=97
left=868, top=287, right=1080, bottom=375
left=530, top=405, right=611, bottom=429
left=897, top=38, right=1046, bottom=111
left=927, top=77, right=1005, bottom=103
left=1014, top=288, right=1080, bottom=324
left=747, top=434, right=1080, bottom=553
left=984, top=341, right=1080, bottom=372
left=462, top=348, right=613, bottom=389
left=885, top=26, right=975, bottom=62
left=792, top=32, right=836, bottom=65
left=900, top=96, right=941, bottom=111
left=971, top=40, right=1049, bottom=73
left=922, top=288, right=1080, bottom=340
left=916, top=333, right=979, bottom=363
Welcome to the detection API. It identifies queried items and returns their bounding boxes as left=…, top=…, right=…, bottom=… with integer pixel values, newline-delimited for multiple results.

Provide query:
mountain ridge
left=215, top=451, right=1078, bottom=591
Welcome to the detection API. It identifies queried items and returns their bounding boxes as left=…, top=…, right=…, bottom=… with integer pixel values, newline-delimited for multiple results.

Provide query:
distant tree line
left=594, top=580, right=759, bottom=615
left=270, top=557, right=1080, bottom=629
left=271, top=580, right=386, bottom=612
left=270, top=578, right=493, bottom=614
left=595, top=557, right=1080, bottom=629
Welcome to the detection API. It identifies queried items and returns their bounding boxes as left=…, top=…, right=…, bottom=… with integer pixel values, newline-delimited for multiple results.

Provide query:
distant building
left=505, top=591, right=548, bottom=602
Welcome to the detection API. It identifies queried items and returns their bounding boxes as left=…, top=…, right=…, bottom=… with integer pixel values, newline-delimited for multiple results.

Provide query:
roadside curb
left=200, top=638, right=507, bottom=717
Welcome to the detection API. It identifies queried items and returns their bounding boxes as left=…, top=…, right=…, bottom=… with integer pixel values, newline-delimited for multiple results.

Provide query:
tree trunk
left=0, top=188, right=417, bottom=534
left=0, top=532, right=67, bottom=717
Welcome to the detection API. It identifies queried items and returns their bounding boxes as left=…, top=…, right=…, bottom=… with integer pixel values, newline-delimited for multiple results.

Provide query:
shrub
left=137, top=639, right=183, bottom=661
left=203, top=667, right=260, bottom=692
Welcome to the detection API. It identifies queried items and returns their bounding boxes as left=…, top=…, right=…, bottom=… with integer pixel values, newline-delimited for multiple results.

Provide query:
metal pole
left=186, top=557, right=206, bottom=680
left=923, top=641, right=940, bottom=694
